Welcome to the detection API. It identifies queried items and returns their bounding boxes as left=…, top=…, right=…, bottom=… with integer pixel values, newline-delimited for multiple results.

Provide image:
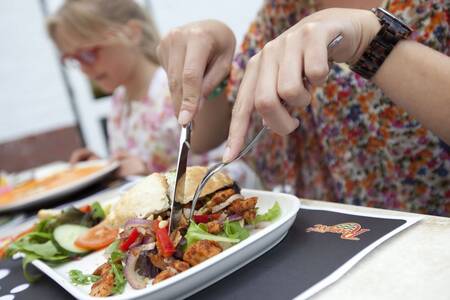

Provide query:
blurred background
left=0, top=0, right=261, bottom=172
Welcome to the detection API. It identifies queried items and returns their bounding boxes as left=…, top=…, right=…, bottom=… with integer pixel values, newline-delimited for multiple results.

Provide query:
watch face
left=375, top=7, right=413, bottom=32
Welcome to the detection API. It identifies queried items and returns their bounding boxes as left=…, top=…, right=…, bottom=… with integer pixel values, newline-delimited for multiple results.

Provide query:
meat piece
left=171, top=260, right=190, bottom=272
left=206, top=188, right=236, bottom=209
left=90, top=265, right=114, bottom=297
left=149, top=253, right=168, bottom=271
left=152, top=267, right=177, bottom=284
left=92, top=262, right=111, bottom=276
left=183, top=240, right=222, bottom=266
left=228, top=197, right=257, bottom=214
left=243, top=208, right=257, bottom=224
left=206, top=221, right=222, bottom=234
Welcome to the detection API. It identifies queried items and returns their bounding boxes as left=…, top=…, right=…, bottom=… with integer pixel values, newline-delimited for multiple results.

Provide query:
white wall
left=0, top=0, right=262, bottom=156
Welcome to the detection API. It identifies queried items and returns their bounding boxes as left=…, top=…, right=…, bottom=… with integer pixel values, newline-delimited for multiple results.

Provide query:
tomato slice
left=79, top=204, right=91, bottom=213
left=74, top=223, right=118, bottom=250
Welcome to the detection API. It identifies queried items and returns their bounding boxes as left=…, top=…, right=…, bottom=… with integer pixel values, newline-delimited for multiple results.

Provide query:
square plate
left=31, top=189, right=300, bottom=299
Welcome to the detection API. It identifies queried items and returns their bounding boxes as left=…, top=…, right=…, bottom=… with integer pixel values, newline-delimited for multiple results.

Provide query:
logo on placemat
left=306, top=222, right=370, bottom=240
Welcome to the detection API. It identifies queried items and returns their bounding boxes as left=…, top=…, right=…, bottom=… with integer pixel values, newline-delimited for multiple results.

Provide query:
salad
left=5, top=166, right=280, bottom=297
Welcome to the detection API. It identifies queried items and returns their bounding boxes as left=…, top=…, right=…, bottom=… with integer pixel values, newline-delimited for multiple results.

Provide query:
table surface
left=302, top=200, right=450, bottom=300
left=2, top=186, right=449, bottom=300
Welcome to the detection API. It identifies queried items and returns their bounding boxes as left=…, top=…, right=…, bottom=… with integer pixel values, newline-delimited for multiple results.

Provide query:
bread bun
left=106, top=172, right=169, bottom=227
left=167, top=166, right=234, bottom=204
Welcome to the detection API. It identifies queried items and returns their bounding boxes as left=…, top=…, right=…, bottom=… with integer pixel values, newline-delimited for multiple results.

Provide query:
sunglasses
left=61, top=46, right=101, bottom=66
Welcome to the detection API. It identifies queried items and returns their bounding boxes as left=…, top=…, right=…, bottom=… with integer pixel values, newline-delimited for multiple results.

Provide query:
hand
left=157, top=20, right=236, bottom=125
left=112, top=151, right=148, bottom=178
left=69, top=148, right=99, bottom=165
left=224, top=8, right=380, bottom=162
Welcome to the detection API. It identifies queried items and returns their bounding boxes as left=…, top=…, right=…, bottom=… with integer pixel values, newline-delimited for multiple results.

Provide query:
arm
left=157, top=20, right=234, bottom=153
left=373, top=40, right=450, bottom=143
left=224, top=8, right=450, bottom=162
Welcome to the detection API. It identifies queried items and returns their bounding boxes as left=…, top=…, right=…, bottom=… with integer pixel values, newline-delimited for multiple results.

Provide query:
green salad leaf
left=69, top=270, right=100, bottom=285
left=223, top=221, right=249, bottom=241
left=185, top=222, right=240, bottom=248
left=91, top=202, right=105, bottom=220
left=255, top=202, right=281, bottom=224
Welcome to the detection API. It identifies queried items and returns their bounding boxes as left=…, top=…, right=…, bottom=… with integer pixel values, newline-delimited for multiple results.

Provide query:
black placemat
left=0, top=207, right=414, bottom=300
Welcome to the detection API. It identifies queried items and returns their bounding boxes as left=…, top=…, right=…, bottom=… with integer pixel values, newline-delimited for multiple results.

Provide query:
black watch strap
left=350, top=7, right=413, bottom=79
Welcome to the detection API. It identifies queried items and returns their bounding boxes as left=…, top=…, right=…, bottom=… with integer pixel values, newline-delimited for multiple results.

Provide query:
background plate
left=0, top=160, right=119, bottom=213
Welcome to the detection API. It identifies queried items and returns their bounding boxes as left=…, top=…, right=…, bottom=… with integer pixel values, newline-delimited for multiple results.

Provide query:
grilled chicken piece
left=183, top=240, right=222, bottom=266
left=149, top=253, right=168, bottom=271
left=243, top=208, right=257, bottom=223
left=172, top=260, right=190, bottom=272
left=152, top=267, right=177, bottom=284
left=90, top=264, right=114, bottom=297
left=205, top=188, right=236, bottom=209
left=228, top=197, right=257, bottom=214
left=206, top=221, right=222, bottom=234
left=92, top=262, right=112, bottom=276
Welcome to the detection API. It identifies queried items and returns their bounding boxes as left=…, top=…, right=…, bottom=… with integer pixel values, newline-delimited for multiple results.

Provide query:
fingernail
left=223, top=146, right=232, bottom=163
left=178, top=110, right=191, bottom=126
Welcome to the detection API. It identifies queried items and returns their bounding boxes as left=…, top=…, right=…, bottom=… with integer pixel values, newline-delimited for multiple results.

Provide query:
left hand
left=112, top=151, right=148, bottom=178
left=224, top=8, right=380, bottom=162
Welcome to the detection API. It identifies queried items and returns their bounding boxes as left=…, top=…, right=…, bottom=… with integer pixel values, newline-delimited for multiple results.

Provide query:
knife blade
left=169, top=122, right=192, bottom=234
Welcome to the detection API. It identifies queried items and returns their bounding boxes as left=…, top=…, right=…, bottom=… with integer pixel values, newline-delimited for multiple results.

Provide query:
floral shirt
left=228, top=0, right=450, bottom=216
left=108, top=67, right=261, bottom=188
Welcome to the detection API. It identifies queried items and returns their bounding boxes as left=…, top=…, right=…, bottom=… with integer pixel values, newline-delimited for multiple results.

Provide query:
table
left=1, top=185, right=449, bottom=300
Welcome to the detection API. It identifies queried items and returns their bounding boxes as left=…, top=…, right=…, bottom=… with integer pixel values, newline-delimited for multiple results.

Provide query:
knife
left=168, top=122, right=192, bottom=234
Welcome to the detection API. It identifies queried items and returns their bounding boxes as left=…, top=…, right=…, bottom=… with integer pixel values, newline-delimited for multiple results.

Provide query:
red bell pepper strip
left=120, top=228, right=139, bottom=251
left=153, top=220, right=175, bottom=258
left=193, top=213, right=221, bottom=223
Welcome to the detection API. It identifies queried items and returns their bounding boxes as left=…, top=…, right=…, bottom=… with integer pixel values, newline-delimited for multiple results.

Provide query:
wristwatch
left=350, top=7, right=413, bottom=79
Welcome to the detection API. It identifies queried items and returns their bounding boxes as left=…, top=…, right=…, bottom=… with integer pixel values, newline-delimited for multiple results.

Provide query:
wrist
left=348, top=10, right=381, bottom=65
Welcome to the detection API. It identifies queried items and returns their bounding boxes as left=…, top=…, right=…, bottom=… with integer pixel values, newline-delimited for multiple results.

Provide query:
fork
left=188, top=126, right=268, bottom=221
left=187, top=33, right=344, bottom=222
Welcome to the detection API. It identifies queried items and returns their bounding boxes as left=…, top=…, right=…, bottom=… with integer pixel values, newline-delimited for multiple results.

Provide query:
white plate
left=31, top=189, right=300, bottom=300
left=0, top=160, right=119, bottom=213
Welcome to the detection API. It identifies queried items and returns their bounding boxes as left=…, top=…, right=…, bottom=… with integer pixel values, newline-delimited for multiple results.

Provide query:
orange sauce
left=0, top=165, right=102, bottom=205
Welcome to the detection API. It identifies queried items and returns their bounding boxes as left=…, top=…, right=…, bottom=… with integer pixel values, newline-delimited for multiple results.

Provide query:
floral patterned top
left=108, top=67, right=261, bottom=188
left=228, top=0, right=450, bottom=216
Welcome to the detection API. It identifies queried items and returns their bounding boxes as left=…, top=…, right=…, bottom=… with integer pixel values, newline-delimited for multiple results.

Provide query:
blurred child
left=47, top=0, right=260, bottom=188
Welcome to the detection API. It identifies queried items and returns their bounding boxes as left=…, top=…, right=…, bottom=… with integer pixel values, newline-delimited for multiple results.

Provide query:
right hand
left=69, top=148, right=99, bottom=165
left=157, top=20, right=236, bottom=125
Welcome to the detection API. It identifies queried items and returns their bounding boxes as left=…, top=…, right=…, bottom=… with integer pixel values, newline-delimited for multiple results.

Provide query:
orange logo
left=306, top=222, right=370, bottom=240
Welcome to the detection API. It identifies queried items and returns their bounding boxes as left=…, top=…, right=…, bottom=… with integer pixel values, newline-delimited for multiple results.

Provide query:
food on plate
left=6, top=166, right=281, bottom=296
left=4, top=201, right=107, bottom=280
left=0, top=164, right=104, bottom=205
left=67, top=166, right=281, bottom=297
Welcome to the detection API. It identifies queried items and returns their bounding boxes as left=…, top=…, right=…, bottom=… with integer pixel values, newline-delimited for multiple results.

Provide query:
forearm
left=190, top=91, right=231, bottom=153
left=372, top=40, right=450, bottom=143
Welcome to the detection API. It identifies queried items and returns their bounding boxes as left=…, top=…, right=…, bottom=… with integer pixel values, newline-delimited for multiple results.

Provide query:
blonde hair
left=47, top=0, right=160, bottom=65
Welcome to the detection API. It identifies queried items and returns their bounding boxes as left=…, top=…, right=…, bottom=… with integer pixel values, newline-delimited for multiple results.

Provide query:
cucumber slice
left=54, top=224, right=90, bottom=254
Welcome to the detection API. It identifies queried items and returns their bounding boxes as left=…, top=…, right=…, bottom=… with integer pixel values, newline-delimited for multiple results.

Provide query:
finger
left=304, top=35, right=329, bottom=86
left=223, top=54, right=260, bottom=162
left=277, top=33, right=312, bottom=107
left=166, top=34, right=186, bottom=114
left=179, top=36, right=212, bottom=125
left=255, top=44, right=299, bottom=135
left=201, top=54, right=232, bottom=98
left=69, top=148, right=90, bottom=164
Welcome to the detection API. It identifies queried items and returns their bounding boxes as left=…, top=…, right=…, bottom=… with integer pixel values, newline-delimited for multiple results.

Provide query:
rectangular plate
left=31, top=189, right=300, bottom=300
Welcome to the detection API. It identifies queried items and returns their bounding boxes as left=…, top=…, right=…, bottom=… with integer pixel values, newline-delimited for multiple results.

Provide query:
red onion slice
left=125, top=248, right=147, bottom=289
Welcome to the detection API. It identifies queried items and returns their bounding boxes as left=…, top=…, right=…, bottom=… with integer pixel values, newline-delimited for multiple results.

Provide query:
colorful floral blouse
left=228, top=0, right=450, bottom=216
left=108, top=67, right=261, bottom=188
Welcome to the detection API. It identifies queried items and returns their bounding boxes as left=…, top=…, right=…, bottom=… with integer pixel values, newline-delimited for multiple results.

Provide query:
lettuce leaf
left=255, top=202, right=281, bottom=224
left=185, top=222, right=239, bottom=248
left=223, top=221, right=249, bottom=241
